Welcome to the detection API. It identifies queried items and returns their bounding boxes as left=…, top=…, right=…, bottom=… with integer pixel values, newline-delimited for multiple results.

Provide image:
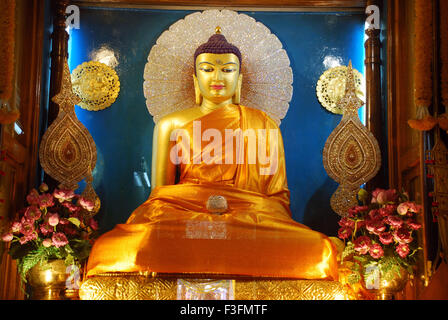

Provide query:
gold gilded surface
left=39, top=59, right=98, bottom=191
left=143, top=9, right=293, bottom=124
left=322, top=62, right=381, bottom=216
left=71, top=61, right=120, bottom=111
left=316, top=65, right=365, bottom=115
left=79, top=275, right=348, bottom=300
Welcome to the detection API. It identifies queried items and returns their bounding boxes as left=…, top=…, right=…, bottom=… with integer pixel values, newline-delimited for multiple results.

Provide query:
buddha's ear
left=193, top=74, right=202, bottom=105
left=233, top=73, right=243, bottom=105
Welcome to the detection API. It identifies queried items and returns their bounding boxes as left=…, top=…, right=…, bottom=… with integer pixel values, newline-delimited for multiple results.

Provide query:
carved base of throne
left=79, top=273, right=350, bottom=300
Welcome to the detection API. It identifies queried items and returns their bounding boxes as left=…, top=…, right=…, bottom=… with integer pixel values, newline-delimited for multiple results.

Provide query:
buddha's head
left=193, top=27, right=243, bottom=106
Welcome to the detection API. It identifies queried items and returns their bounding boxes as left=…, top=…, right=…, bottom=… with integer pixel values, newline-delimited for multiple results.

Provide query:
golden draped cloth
left=86, top=104, right=338, bottom=280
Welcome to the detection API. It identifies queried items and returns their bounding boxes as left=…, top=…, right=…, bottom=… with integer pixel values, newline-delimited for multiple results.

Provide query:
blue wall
left=67, top=8, right=366, bottom=236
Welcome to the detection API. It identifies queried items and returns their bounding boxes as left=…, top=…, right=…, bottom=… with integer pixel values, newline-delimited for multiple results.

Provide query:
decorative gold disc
left=316, top=66, right=365, bottom=114
left=71, top=61, right=120, bottom=111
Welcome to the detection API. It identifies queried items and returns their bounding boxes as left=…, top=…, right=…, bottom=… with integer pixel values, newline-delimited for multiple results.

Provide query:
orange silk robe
left=86, top=104, right=338, bottom=280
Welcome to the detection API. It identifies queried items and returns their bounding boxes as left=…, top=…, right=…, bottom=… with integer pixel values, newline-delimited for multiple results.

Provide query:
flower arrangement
left=1, top=183, right=98, bottom=281
left=337, top=188, right=422, bottom=287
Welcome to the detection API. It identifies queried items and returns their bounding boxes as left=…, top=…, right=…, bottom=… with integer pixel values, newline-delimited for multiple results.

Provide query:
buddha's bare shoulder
left=155, top=106, right=203, bottom=131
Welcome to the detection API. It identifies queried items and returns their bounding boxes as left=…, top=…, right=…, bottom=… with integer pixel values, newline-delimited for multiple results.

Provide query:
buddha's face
left=194, top=53, right=241, bottom=104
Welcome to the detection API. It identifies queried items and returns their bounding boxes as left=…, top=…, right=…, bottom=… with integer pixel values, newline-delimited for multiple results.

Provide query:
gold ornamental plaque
left=71, top=61, right=120, bottom=111
left=317, top=65, right=365, bottom=114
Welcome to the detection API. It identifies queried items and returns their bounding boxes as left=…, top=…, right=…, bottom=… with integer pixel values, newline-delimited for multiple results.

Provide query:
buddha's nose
left=213, top=69, right=223, bottom=81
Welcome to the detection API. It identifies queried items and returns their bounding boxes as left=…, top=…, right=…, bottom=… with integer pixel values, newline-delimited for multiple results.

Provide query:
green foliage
left=16, top=245, right=63, bottom=282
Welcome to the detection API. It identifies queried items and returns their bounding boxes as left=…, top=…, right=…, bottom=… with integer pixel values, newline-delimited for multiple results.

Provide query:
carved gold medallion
left=71, top=61, right=120, bottom=111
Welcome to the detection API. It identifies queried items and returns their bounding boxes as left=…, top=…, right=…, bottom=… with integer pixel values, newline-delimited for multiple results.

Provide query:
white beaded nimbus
left=143, top=9, right=293, bottom=124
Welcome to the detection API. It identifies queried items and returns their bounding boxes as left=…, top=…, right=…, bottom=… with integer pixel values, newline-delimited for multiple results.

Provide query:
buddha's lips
left=211, top=85, right=225, bottom=90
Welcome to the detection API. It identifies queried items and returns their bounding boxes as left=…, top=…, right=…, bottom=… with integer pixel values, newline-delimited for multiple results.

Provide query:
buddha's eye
left=199, top=67, right=214, bottom=72
left=222, top=68, right=236, bottom=73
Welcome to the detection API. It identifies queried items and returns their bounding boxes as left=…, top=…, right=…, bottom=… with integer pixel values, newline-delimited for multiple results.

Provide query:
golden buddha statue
left=86, top=28, right=339, bottom=281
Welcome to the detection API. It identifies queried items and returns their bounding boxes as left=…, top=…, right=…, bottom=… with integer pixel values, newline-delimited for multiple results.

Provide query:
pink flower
left=52, top=232, right=68, bottom=248
left=20, top=221, right=35, bottom=235
left=24, top=206, right=41, bottom=221
left=78, top=197, right=95, bottom=211
left=48, top=213, right=59, bottom=227
left=393, top=227, right=413, bottom=244
left=1, top=232, right=13, bottom=242
left=11, top=221, right=21, bottom=233
left=407, top=202, right=422, bottom=213
left=407, top=219, right=422, bottom=230
left=372, top=188, right=397, bottom=204
left=62, top=201, right=80, bottom=213
left=379, top=232, right=394, bottom=245
left=53, top=189, right=75, bottom=202
left=369, top=243, right=384, bottom=259
left=366, top=218, right=386, bottom=235
left=40, top=222, right=53, bottom=236
left=38, top=193, right=54, bottom=208
left=386, top=215, right=403, bottom=228
left=59, top=218, right=69, bottom=225
left=89, top=218, right=98, bottom=231
left=42, top=238, right=52, bottom=247
left=338, top=227, right=352, bottom=240
left=354, top=236, right=371, bottom=254
left=397, top=202, right=409, bottom=215
left=26, top=189, right=40, bottom=205
left=19, top=232, right=37, bottom=244
left=396, top=243, right=410, bottom=258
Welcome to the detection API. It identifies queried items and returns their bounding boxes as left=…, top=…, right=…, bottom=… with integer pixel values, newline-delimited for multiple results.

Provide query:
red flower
left=348, top=206, right=369, bottom=217
left=338, top=217, right=355, bottom=228
left=366, top=218, right=386, bottom=235
left=379, top=232, right=394, bottom=245
left=354, top=236, right=371, bottom=254
left=408, top=202, right=422, bottom=213
left=368, top=209, right=383, bottom=221
left=379, top=205, right=395, bottom=217
left=396, top=243, right=410, bottom=258
left=386, top=215, right=403, bottom=228
left=338, top=227, right=352, bottom=240
left=407, top=219, right=422, bottom=230
left=369, top=243, right=384, bottom=259
left=393, top=227, right=413, bottom=244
